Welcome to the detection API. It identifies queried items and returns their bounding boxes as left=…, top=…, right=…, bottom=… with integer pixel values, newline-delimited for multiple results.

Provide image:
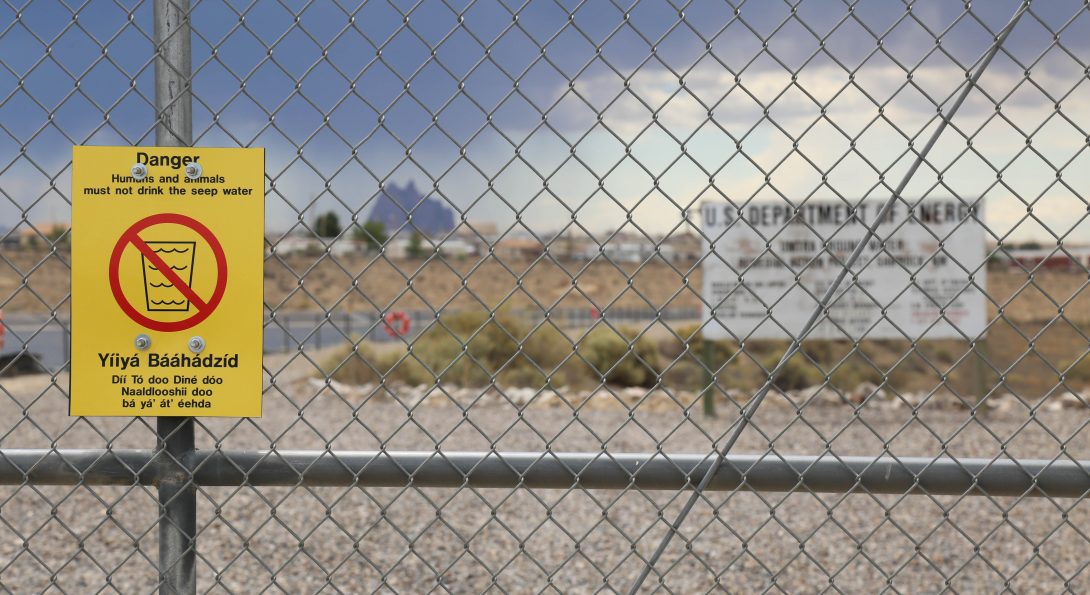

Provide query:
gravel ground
left=2, top=352, right=1090, bottom=593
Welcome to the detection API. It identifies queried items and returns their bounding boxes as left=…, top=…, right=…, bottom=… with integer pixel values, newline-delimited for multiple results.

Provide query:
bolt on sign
left=71, top=146, right=264, bottom=416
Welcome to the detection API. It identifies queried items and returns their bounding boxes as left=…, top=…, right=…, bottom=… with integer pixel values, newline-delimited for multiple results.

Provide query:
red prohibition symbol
left=383, top=310, right=411, bottom=337
left=109, top=213, right=228, bottom=332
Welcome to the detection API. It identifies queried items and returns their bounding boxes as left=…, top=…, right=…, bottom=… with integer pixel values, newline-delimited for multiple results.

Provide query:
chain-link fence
left=4, top=0, right=1090, bottom=591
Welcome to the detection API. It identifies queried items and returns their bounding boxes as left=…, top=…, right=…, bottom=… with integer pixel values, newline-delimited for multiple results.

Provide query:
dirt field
left=2, top=251, right=1090, bottom=590
left=2, top=247, right=1087, bottom=324
left=7, top=248, right=1090, bottom=400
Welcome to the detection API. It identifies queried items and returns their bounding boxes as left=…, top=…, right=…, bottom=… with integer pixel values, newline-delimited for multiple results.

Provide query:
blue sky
left=1, top=0, right=1088, bottom=243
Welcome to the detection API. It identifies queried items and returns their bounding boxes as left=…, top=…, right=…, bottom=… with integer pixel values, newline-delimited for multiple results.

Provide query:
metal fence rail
left=3, top=0, right=1090, bottom=592
left=4, top=450, right=1090, bottom=498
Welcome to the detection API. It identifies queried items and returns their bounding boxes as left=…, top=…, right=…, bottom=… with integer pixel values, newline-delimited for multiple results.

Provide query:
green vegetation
left=329, top=318, right=995, bottom=397
left=406, top=231, right=427, bottom=258
left=1062, top=355, right=1090, bottom=386
left=354, top=220, right=388, bottom=252
left=45, top=225, right=70, bottom=248
left=574, top=326, right=661, bottom=388
left=333, top=312, right=664, bottom=390
left=312, top=211, right=342, bottom=238
left=763, top=352, right=824, bottom=391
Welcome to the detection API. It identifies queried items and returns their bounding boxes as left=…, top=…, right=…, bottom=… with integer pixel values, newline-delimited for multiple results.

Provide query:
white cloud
left=4, top=48, right=1086, bottom=244
left=532, top=55, right=1090, bottom=242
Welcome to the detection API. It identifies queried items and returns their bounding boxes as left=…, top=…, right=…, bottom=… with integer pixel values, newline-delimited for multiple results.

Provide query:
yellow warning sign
left=71, top=146, right=264, bottom=417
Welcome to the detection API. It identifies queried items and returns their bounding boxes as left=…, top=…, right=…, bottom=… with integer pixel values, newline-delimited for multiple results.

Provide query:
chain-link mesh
left=4, top=0, right=1090, bottom=591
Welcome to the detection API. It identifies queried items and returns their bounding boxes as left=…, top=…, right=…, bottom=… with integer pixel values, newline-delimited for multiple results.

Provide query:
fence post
left=156, top=417, right=196, bottom=594
left=154, top=0, right=196, bottom=592
left=283, top=316, right=290, bottom=352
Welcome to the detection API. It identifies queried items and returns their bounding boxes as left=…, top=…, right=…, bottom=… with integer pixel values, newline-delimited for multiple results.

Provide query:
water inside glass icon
left=142, top=241, right=196, bottom=312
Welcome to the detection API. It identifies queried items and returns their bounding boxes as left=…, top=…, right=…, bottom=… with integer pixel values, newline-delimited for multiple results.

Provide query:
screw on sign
left=384, top=311, right=411, bottom=337
left=109, top=213, right=228, bottom=332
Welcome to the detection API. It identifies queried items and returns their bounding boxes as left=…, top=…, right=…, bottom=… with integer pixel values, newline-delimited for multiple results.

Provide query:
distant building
left=544, top=231, right=701, bottom=263
left=449, top=221, right=496, bottom=256
left=269, top=235, right=320, bottom=255
left=368, top=181, right=455, bottom=237
left=549, top=231, right=594, bottom=261
left=601, top=238, right=662, bottom=263
left=268, top=232, right=367, bottom=258
left=563, top=232, right=693, bottom=264
left=454, top=221, right=498, bottom=241
left=381, top=233, right=477, bottom=259
left=328, top=237, right=364, bottom=258
left=437, top=237, right=478, bottom=258
left=1002, top=246, right=1090, bottom=271
left=16, top=222, right=69, bottom=247
left=494, top=238, right=544, bottom=260
left=1, top=230, right=20, bottom=250
left=664, top=232, right=702, bottom=262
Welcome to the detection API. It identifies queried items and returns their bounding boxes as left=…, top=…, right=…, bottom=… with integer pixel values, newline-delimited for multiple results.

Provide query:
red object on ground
left=384, top=310, right=411, bottom=337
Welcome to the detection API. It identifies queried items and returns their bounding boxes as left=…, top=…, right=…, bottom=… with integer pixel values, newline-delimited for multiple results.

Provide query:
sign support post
left=702, top=339, right=716, bottom=418
left=154, top=1, right=196, bottom=593
left=974, top=337, right=990, bottom=405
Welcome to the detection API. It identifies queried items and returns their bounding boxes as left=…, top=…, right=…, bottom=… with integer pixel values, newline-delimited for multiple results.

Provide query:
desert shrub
left=329, top=346, right=381, bottom=385
left=522, top=323, right=575, bottom=370
left=1065, top=355, right=1090, bottom=386
left=886, top=351, right=936, bottom=392
left=867, top=338, right=915, bottom=355
left=761, top=352, right=823, bottom=391
left=382, top=351, right=433, bottom=386
left=743, top=339, right=790, bottom=358
left=412, top=316, right=488, bottom=386
left=498, top=323, right=576, bottom=387
left=571, top=325, right=662, bottom=388
left=718, top=354, right=766, bottom=390
left=828, top=354, right=884, bottom=389
left=332, top=311, right=577, bottom=388
left=412, top=311, right=568, bottom=387
left=801, top=340, right=846, bottom=366
left=331, top=345, right=431, bottom=387
left=661, top=356, right=707, bottom=392
left=335, top=318, right=943, bottom=393
left=498, top=363, right=550, bottom=389
left=661, top=324, right=736, bottom=364
left=922, top=341, right=959, bottom=365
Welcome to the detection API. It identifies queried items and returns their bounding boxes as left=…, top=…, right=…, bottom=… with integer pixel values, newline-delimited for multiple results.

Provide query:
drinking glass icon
left=142, top=242, right=196, bottom=312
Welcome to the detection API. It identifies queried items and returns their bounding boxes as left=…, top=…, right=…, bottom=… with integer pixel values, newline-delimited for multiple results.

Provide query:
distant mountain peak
left=368, top=181, right=454, bottom=237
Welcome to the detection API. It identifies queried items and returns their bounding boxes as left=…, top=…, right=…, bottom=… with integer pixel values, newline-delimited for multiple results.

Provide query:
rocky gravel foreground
left=1, top=353, right=1090, bottom=592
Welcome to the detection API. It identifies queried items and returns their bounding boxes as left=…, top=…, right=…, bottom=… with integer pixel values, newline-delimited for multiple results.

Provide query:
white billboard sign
left=700, top=199, right=986, bottom=341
